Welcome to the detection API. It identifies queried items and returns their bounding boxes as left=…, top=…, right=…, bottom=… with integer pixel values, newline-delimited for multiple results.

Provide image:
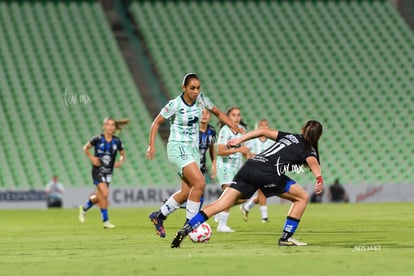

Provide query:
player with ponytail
left=171, top=120, right=324, bottom=247
left=78, top=117, right=128, bottom=229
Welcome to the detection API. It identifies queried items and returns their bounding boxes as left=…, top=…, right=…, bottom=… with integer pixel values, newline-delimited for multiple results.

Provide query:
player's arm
left=208, top=142, right=217, bottom=179
left=306, top=156, right=324, bottom=195
left=217, top=143, right=250, bottom=156
left=83, top=142, right=100, bottom=166
left=115, top=150, right=126, bottom=168
left=209, top=106, right=243, bottom=134
left=228, top=128, right=279, bottom=147
left=146, top=113, right=166, bottom=160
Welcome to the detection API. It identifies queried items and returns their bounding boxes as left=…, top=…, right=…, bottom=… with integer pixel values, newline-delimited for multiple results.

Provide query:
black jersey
left=250, top=131, right=317, bottom=175
left=199, top=124, right=216, bottom=174
left=89, top=134, right=124, bottom=174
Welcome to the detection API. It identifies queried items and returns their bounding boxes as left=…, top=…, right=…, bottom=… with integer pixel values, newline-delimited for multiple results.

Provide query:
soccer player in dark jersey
left=199, top=109, right=217, bottom=181
left=78, top=117, right=128, bottom=229
left=171, top=120, right=324, bottom=247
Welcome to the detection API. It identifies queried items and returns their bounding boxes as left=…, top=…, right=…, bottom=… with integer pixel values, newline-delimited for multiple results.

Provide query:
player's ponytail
left=302, top=120, right=323, bottom=164
left=103, top=117, right=129, bottom=134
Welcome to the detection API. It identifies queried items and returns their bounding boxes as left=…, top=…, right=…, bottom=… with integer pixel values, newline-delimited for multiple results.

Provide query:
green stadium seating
left=0, top=1, right=177, bottom=189
left=130, top=0, right=414, bottom=185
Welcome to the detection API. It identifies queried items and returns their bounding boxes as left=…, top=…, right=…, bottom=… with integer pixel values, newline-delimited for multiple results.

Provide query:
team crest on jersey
left=112, top=144, right=118, bottom=151
left=101, top=155, right=111, bottom=166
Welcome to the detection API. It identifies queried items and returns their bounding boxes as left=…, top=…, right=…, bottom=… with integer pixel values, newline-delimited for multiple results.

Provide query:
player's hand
left=238, top=145, right=250, bottom=155
left=114, top=161, right=123, bottom=168
left=91, top=156, right=101, bottom=167
left=146, top=146, right=155, bottom=160
left=314, top=176, right=324, bottom=195
left=210, top=166, right=217, bottom=180
left=227, top=138, right=242, bottom=148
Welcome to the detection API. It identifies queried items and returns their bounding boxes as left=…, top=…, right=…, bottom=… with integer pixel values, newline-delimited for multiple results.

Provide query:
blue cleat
left=149, top=211, right=166, bottom=238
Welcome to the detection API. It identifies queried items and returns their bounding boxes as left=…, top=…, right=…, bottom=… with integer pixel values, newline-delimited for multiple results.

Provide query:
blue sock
left=83, top=200, right=94, bottom=211
left=281, top=216, right=300, bottom=240
left=188, top=211, right=208, bottom=230
left=100, top=209, right=109, bottom=222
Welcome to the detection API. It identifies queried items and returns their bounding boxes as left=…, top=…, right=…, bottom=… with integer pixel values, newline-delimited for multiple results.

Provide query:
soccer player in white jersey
left=215, top=106, right=250, bottom=232
left=240, top=119, right=275, bottom=223
left=146, top=73, right=240, bottom=238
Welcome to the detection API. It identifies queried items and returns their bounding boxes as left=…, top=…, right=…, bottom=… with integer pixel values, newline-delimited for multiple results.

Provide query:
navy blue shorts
left=229, top=161, right=296, bottom=199
left=92, top=167, right=112, bottom=186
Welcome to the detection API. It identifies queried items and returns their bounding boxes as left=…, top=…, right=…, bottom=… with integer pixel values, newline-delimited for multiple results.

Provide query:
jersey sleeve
left=210, top=128, right=217, bottom=144
left=89, top=135, right=100, bottom=146
left=217, top=126, right=230, bottom=145
left=276, top=131, right=288, bottom=141
left=199, top=93, right=215, bottom=110
left=303, top=146, right=318, bottom=160
left=160, top=99, right=178, bottom=119
left=117, top=138, right=124, bottom=151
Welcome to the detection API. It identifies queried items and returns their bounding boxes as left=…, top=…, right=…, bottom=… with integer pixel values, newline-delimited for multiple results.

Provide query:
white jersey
left=216, top=124, right=246, bottom=170
left=246, top=137, right=274, bottom=155
left=160, top=93, right=215, bottom=147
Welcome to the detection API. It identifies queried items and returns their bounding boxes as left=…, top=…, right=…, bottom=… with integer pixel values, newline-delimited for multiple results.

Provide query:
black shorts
left=92, top=167, right=112, bottom=186
left=229, top=161, right=296, bottom=199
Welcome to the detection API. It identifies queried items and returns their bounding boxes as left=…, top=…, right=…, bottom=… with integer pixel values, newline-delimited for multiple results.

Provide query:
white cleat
left=103, top=221, right=116, bottom=229
left=217, top=225, right=235, bottom=233
left=278, top=237, right=308, bottom=246
left=239, top=205, right=249, bottom=222
left=78, top=205, right=86, bottom=223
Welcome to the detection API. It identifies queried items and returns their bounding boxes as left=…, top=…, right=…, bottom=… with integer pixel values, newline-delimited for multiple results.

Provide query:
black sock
left=280, top=231, right=293, bottom=241
left=200, top=210, right=209, bottom=221
left=156, top=210, right=167, bottom=220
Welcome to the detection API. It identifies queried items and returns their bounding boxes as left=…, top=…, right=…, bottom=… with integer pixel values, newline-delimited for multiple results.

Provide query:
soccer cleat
left=261, top=218, right=270, bottom=223
left=171, top=229, right=187, bottom=248
left=149, top=211, right=166, bottom=238
left=278, top=237, right=308, bottom=246
left=103, top=221, right=116, bottom=229
left=217, top=225, right=235, bottom=233
left=239, top=205, right=249, bottom=222
left=78, top=205, right=86, bottom=223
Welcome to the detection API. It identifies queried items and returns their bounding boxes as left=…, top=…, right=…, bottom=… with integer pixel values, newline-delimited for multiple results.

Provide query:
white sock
left=244, top=199, right=256, bottom=211
left=260, top=205, right=268, bottom=219
left=160, top=196, right=181, bottom=217
left=186, top=200, right=201, bottom=220
left=217, top=211, right=230, bottom=228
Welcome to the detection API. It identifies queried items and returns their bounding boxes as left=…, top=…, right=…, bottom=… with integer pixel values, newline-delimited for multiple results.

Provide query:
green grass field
left=1, top=203, right=413, bottom=275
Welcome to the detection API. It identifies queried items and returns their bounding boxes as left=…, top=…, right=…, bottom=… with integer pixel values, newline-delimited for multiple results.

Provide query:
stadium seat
left=130, top=0, right=414, bottom=186
left=0, top=1, right=178, bottom=189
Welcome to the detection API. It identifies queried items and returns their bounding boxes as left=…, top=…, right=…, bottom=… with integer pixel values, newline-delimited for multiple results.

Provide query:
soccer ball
left=188, top=222, right=212, bottom=243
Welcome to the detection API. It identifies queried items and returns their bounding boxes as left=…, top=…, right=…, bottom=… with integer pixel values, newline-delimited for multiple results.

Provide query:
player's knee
left=193, top=180, right=206, bottom=191
left=301, top=191, right=310, bottom=203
